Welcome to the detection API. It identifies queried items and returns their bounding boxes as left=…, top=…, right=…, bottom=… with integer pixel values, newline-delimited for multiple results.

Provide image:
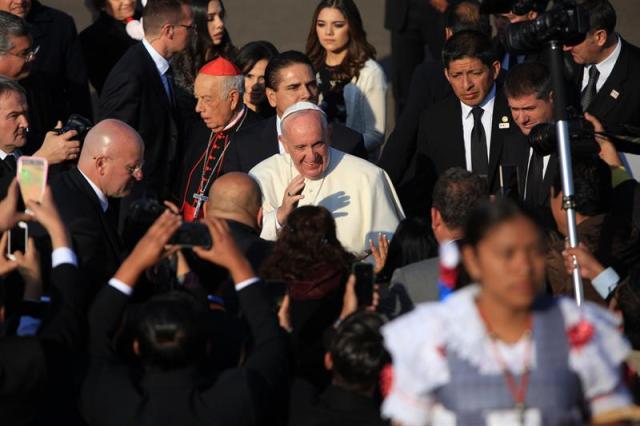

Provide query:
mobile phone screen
left=17, top=156, right=48, bottom=204
left=352, top=262, right=374, bottom=307
left=7, top=221, right=28, bottom=261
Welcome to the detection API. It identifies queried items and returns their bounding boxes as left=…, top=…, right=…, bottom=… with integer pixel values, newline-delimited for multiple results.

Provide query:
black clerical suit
left=407, top=87, right=517, bottom=216
left=0, top=262, right=82, bottom=426
left=49, top=168, right=123, bottom=298
left=378, top=59, right=451, bottom=192
left=27, top=0, right=92, bottom=121
left=80, top=12, right=138, bottom=94
left=222, top=116, right=366, bottom=173
left=81, top=280, right=287, bottom=426
left=385, top=0, right=445, bottom=114
left=99, top=43, right=179, bottom=203
left=583, top=39, right=640, bottom=136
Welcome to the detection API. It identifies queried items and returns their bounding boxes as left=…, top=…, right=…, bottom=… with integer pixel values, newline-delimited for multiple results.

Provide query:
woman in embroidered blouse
left=306, top=0, right=387, bottom=159
left=382, top=200, right=633, bottom=426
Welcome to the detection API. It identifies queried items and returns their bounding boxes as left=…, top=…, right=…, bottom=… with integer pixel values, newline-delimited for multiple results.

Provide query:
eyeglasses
left=1, top=45, right=39, bottom=62
left=94, top=155, right=143, bottom=176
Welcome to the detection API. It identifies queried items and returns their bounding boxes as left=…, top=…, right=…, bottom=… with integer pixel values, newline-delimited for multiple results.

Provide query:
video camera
left=529, top=115, right=599, bottom=156
left=479, top=0, right=590, bottom=52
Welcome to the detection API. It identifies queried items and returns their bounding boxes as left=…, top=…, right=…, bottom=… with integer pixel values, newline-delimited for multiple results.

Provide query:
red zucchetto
left=198, top=57, right=241, bottom=76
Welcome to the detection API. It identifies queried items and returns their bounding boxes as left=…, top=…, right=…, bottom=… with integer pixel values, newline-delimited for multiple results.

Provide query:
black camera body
left=479, top=0, right=589, bottom=52
left=56, top=113, right=93, bottom=143
left=528, top=116, right=599, bottom=156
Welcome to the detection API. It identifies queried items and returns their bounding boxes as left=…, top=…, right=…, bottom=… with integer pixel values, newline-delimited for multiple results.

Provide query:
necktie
left=164, top=66, right=176, bottom=106
left=525, top=152, right=544, bottom=206
left=470, top=107, right=489, bottom=177
left=581, top=66, right=600, bottom=111
left=4, top=154, right=16, bottom=172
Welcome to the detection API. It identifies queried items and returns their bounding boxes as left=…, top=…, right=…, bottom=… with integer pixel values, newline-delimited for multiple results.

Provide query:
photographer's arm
left=33, top=122, right=81, bottom=165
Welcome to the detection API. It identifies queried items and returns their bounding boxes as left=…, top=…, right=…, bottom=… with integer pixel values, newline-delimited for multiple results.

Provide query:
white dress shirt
left=78, top=169, right=108, bottom=212
left=581, top=36, right=622, bottom=93
left=0, top=148, right=20, bottom=160
left=142, top=38, right=173, bottom=101
left=460, top=85, right=496, bottom=172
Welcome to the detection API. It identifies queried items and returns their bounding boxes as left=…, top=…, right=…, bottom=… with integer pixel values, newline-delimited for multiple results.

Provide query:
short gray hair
left=220, top=75, right=244, bottom=98
left=0, top=76, right=26, bottom=101
left=0, top=11, right=30, bottom=53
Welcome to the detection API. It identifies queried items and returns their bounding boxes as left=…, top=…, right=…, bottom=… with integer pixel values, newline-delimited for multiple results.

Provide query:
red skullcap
left=198, top=57, right=241, bottom=76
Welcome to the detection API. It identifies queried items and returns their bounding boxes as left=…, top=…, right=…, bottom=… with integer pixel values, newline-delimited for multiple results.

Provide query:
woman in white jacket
left=306, top=0, right=387, bottom=160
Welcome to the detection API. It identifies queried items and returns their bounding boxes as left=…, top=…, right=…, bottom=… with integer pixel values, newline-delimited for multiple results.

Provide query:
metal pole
left=548, top=40, right=584, bottom=305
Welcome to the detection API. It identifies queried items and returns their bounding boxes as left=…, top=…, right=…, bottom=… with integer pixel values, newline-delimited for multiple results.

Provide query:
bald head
left=79, top=119, right=145, bottom=198
left=206, top=172, right=262, bottom=229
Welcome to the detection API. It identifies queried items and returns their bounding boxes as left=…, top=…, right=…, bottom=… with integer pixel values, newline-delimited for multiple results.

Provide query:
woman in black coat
left=79, top=0, right=138, bottom=94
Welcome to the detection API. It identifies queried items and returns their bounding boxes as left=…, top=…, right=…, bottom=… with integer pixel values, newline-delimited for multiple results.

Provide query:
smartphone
left=169, top=222, right=212, bottom=249
left=352, top=262, right=374, bottom=307
left=17, top=156, right=48, bottom=204
left=7, top=221, right=28, bottom=261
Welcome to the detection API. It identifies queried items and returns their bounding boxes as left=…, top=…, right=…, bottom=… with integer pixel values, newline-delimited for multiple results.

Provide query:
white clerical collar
left=223, top=105, right=247, bottom=132
left=0, top=148, right=20, bottom=160
left=594, top=35, right=622, bottom=82
left=78, top=169, right=109, bottom=212
left=460, top=84, right=496, bottom=119
left=142, top=38, right=170, bottom=76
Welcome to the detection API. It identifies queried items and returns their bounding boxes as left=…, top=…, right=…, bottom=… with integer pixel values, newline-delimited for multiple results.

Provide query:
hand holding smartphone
left=7, top=221, right=28, bottom=261
left=352, top=262, right=374, bottom=307
left=17, top=156, right=48, bottom=204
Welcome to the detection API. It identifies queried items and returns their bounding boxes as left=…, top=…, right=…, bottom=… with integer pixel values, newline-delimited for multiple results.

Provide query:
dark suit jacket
left=99, top=43, right=179, bottom=200
left=379, top=60, right=451, bottom=187
left=406, top=88, right=517, bottom=216
left=81, top=281, right=287, bottom=426
left=0, top=155, right=17, bottom=200
left=80, top=12, right=138, bottom=95
left=384, top=0, right=409, bottom=31
left=27, top=0, right=92, bottom=120
left=49, top=168, right=123, bottom=297
left=0, top=263, right=82, bottom=426
left=289, top=381, right=388, bottom=426
left=585, top=39, right=640, bottom=137
left=222, top=116, right=367, bottom=173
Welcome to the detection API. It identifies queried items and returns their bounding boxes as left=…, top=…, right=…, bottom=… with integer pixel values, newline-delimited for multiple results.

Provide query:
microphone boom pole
left=548, top=40, right=585, bottom=305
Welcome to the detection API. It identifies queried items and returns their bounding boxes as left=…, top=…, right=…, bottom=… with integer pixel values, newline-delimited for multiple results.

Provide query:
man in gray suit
left=382, top=168, right=486, bottom=317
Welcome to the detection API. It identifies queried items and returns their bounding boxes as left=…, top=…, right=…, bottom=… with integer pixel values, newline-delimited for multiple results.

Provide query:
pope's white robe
left=249, top=147, right=405, bottom=255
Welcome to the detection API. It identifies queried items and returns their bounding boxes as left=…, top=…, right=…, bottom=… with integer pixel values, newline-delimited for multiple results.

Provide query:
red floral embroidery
left=566, top=319, right=594, bottom=350
left=380, top=364, right=393, bottom=398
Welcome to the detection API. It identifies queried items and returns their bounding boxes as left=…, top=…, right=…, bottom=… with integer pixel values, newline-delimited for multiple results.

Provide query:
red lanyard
left=477, top=305, right=534, bottom=410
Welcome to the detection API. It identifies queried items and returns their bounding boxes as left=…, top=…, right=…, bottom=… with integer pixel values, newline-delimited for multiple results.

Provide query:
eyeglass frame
left=173, top=23, right=197, bottom=33
left=93, top=155, right=144, bottom=176
left=0, top=45, right=40, bottom=62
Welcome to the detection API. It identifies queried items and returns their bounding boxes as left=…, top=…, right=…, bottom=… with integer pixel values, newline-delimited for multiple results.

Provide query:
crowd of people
left=1, top=0, right=640, bottom=424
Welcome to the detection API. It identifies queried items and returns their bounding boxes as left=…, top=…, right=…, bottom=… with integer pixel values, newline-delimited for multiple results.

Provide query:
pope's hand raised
left=276, top=174, right=305, bottom=225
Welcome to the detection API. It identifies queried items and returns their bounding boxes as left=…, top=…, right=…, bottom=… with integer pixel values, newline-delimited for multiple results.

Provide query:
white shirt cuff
left=235, top=277, right=260, bottom=292
left=51, top=247, right=78, bottom=268
left=109, top=278, right=133, bottom=296
left=591, top=267, right=620, bottom=300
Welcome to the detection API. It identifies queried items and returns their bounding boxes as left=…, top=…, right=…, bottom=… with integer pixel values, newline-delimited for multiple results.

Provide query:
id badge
left=485, top=408, right=541, bottom=426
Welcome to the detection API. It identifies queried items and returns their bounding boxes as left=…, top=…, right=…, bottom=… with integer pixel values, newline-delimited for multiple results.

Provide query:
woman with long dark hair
left=235, top=41, right=279, bottom=118
left=306, top=0, right=387, bottom=159
left=172, top=0, right=237, bottom=93
left=382, top=200, right=634, bottom=424
left=261, top=206, right=355, bottom=387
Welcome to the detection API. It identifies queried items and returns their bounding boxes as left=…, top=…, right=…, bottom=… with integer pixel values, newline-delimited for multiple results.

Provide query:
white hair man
left=250, top=101, right=404, bottom=255
left=178, top=56, right=259, bottom=221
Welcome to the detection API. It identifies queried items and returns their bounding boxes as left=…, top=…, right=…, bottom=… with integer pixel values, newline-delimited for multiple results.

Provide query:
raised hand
left=0, top=179, right=32, bottom=232
left=34, top=121, right=81, bottom=164
left=193, top=217, right=254, bottom=284
left=370, top=233, right=390, bottom=274
left=24, top=187, right=69, bottom=249
left=562, top=242, right=605, bottom=281
left=276, top=174, right=305, bottom=225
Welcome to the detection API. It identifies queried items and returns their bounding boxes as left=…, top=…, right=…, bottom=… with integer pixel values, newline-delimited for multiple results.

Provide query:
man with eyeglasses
left=48, top=118, right=144, bottom=298
left=0, top=0, right=93, bottom=134
left=99, top=0, right=193, bottom=229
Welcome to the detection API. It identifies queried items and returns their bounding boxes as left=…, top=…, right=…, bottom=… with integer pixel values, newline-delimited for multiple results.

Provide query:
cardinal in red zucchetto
left=178, top=57, right=260, bottom=221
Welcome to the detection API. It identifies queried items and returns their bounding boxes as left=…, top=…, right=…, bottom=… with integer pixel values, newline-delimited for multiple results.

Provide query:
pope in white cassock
left=249, top=102, right=404, bottom=255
